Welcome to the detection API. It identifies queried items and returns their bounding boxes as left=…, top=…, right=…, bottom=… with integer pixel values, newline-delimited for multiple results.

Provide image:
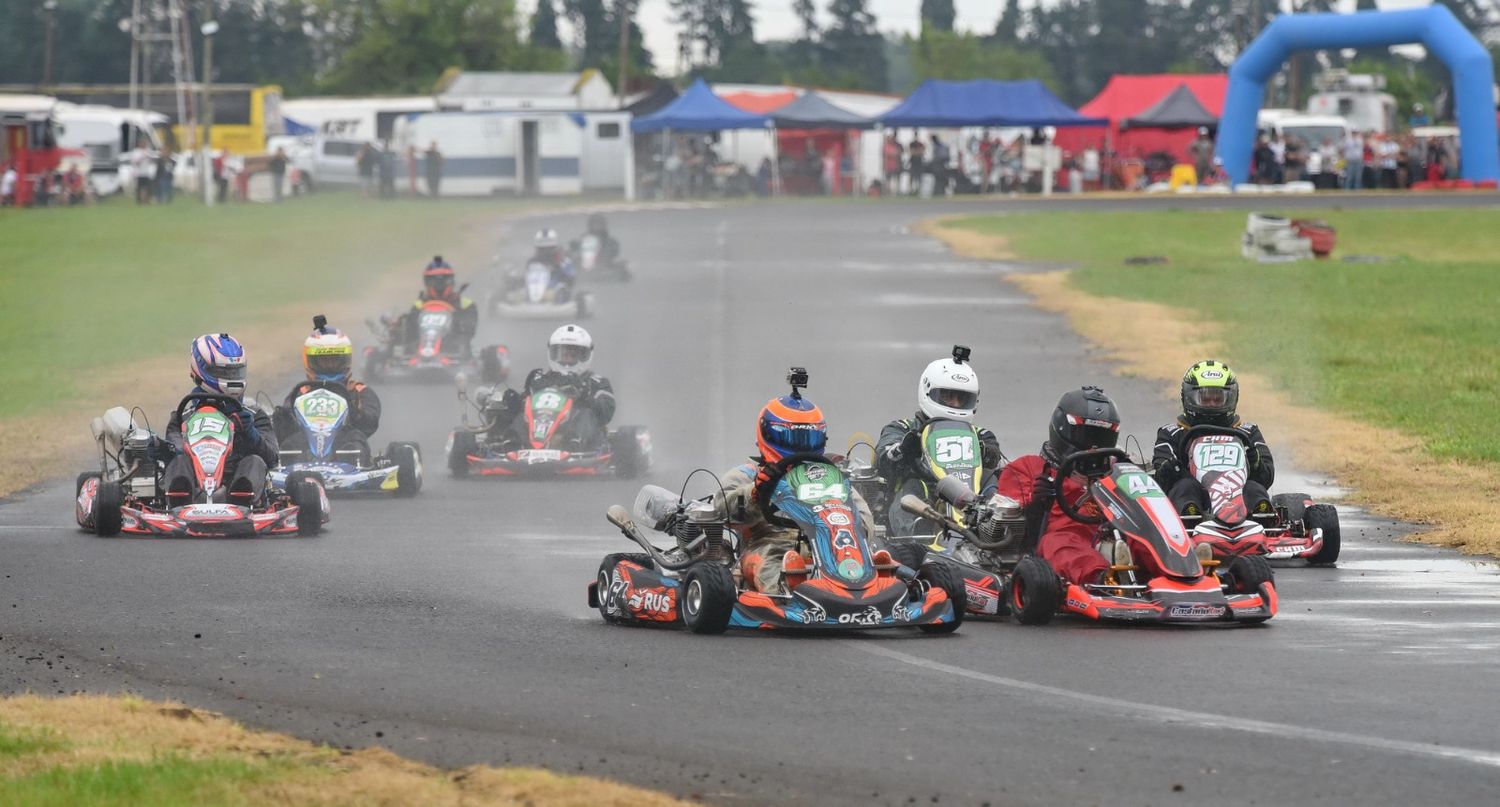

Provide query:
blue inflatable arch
left=1218, top=6, right=1499, bottom=184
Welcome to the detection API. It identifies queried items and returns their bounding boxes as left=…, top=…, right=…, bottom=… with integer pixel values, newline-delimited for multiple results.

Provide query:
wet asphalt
left=3, top=194, right=1500, bottom=806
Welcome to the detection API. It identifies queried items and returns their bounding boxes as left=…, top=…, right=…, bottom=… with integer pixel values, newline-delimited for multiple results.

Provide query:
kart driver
left=527, top=229, right=576, bottom=291
left=275, top=317, right=383, bottom=445
left=571, top=213, right=622, bottom=267
left=163, top=334, right=279, bottom=505
left=1151, top=360, right=1276, bottom=517
left=711, top=382, right=879, bottom=595
left=483, top=324, right=614, bottom=448
left=400, top=255, right=478, bottom=351
left=875, top=346, right=1003, bottom=535
left=994, top=386, right=1123, bottom=588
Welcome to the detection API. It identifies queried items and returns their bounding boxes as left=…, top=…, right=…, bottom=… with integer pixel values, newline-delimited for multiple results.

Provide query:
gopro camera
left=952, top=345, right=971, bottom=365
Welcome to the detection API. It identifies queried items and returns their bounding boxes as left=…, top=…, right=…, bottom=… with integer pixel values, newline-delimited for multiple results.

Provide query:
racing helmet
left=1181, top=360, right=1239, bottom=424
left=423, top=255, right=456, bottom=300
left=757, top=396, right=827, bottom=464
left=534, top=229, right=560, bottom=249
left=1045, top=386, right=1121, bottom=465
left=918, top=350, right=979, bottom=422
left=189, top=333, right=248, bottom=401
left=303, top=324, right=354, bottom=385
left=586, top=213, right=608, bottom=235
left=548, top=324, right=593, bottom=374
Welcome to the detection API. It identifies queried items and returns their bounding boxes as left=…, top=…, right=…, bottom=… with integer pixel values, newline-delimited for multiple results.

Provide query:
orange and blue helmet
left=423, top=256, right=456, bottom=299
left=757, top=395, right=827, bottom=464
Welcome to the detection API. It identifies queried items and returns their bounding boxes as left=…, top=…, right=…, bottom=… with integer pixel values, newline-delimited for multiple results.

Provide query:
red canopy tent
left=1053, top=74, right=1228, bottom=160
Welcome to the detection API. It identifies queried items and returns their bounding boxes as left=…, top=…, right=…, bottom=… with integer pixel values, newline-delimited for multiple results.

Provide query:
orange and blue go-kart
left=77, top=393, right=329, bottom=538
left=587, top=454, right=966, bottom=634
left=1006, top=448, right=1277, bottom=626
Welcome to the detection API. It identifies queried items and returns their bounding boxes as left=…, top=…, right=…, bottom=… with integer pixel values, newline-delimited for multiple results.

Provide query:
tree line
left=0, top=0, right=1494, bottom=103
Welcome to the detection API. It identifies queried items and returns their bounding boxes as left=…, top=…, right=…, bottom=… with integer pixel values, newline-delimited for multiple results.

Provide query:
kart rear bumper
left=270, top=463, right=400, bottom=495
left=117, top=504, right=306, bottom=538
left=465, top=449, right=614, bottom=477
left=492, top=300, right=579, bottom=318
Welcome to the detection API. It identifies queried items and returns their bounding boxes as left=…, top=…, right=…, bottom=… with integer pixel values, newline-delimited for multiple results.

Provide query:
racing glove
left=235, top=410, right=262, bottom=444
left=884, top=429, right=921, bottom=463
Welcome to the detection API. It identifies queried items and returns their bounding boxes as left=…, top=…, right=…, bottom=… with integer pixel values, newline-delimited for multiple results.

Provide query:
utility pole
left=200, top=15, right=218, bottom=206
left=616, top=0, right=631, bottom=108
left=42, top=1, right=58, bottom=87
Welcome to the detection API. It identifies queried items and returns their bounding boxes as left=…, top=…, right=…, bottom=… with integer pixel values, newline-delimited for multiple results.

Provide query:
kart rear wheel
left=448, top=431, right=476, bottom=478
left=390, top=442, right=422, bottom=497
left=1010, top=556, right=1060, bottom=626
left=1225, top=555, right=1275, bottom=594
left=288, top=471, right=324, bottom=536
left=93, top=479, right=124, bottom=537
left=1304, top=504, right=1341, bottom=566
left=596, top=553, right=655, bottom=625
left=76, top=472, right=101, bottom=529
left=886, top=540, right=929, bottom=571
left=1272, top=492, right=1311, bottom=523
left=917, top=561, right=966, bottom=634
left=609, top=427, right=650, bottom=479
left=680, top=563, right=735, bottom=635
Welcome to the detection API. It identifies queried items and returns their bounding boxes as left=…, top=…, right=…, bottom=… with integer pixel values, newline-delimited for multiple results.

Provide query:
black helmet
left=1180, top=360, right=1239, bottom=425
left=1045, top=386, right=1121, bottom=464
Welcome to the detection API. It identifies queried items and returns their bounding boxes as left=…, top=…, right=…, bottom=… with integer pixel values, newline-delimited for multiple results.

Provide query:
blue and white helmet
left=190, top=333, right=248, bottom=400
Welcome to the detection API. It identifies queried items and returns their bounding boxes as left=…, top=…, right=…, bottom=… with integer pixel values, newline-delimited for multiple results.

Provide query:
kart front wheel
left=390, top=442, right=422, bottom=496
left=596, top=553, right=655, bottom=625
left=1304, top=504, right=1341, bottom=566
left=917, top=561, right=966, bottom=634
left=1272, top=492, right=1311, bottom=523
left=93, top=479, right=124, bottom=537
left=288, top=471, right=324, bottom=536
left=680, top=563, right=735, bottom=635
left=76, top=472, right=101, bottom=529
left=609, top=427, right=651, bottom=479
left=1010, top=556, right=1060, bottom=626
left=1225, top=554, right=1275, bottom=595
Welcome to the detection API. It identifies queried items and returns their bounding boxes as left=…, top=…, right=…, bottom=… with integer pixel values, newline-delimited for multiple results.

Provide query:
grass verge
left=0, top=694, right=686, bottom=806
left=928, top=209, right=1500, bottom=557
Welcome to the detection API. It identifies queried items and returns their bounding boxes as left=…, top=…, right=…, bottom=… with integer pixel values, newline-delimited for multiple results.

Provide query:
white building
left=435, top=70, right=616, bottom=112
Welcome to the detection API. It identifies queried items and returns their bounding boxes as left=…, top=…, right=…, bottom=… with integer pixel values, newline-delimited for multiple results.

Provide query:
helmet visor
left=425, top=275, right=453, bottom=297
left=1186, top=386, right=1232, bottom=413
left=1076, top=424, right=1120, bottom=451
left=549, top=343, right=591, bottom=368
left=205, top=363, right=246, bottom=383
left=308, top=351, right=352, bottom=379
left=928, top=387, right=978, bottom=411
left=764, top=422, right=828, bottom=455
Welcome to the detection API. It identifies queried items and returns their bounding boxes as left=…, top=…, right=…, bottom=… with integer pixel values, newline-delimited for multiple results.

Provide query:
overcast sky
left=526, top=0, right=1437, bottom=75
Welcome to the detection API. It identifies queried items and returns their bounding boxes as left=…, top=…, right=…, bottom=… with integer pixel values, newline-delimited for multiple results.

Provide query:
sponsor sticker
left=1168, top=603, right=1227, bottom=618
left=836, top=606, right=883, bottom=626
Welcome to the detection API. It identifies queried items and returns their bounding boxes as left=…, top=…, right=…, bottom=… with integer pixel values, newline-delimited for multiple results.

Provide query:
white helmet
left=548, top=324, right=593, bottom=374
left=918, top=354, right=979, bottom=422
left=534, top=228, right=560, bottom=249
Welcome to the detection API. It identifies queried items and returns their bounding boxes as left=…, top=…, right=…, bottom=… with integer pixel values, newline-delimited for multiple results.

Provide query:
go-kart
left=570, top=233, right=631, bottom=282
left=885, top=477, right=1025, bottom=619
left=489, top=260, right=594, bottom=319
left=78, top=393, right=329, bottom=538
left=1003, top=448, right=1276, bottom=626
left=586, top=454, right=966, bottom=634
left=446, top=375, right=651, bottom=478
left=364, top=294, right=509, bottom=384
left=1178, top=424, right=1341, bottom=565
left=268, top=383, right=422, bottom=496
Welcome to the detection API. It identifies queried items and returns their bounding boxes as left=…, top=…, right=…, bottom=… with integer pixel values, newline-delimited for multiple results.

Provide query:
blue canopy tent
left=881, top=79, right=1106, bottom=128
left=630, top=78, right=769, bottom=133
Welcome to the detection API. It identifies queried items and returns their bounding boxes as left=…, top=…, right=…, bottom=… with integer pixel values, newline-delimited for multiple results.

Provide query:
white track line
left=846, top=641, right=1500, bottom=770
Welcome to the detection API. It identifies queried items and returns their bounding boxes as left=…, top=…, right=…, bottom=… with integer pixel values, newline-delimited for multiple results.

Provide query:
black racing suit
left=164, top=392, right=278, bottom=505
left=875, top=411, right=1002, bottom=535
left=1151, top=415, right=1276, bottom=517
left=485, top=369, right=615, bottom=450
left=572, top=231, right=621, bottom=266
left=400, top=291, right=479, bottom=354
left=274, top=380, right=383, bottom=453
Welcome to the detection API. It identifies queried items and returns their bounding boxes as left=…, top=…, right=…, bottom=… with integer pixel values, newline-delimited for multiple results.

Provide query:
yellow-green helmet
left=1181, top=360, right=1239, bottom=423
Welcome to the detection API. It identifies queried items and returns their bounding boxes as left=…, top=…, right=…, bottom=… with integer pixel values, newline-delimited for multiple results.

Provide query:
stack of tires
left=1241, top=213, right=1313, bottom=262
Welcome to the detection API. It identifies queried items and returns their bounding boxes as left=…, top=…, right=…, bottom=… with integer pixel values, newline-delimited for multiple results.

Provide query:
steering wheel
left=1052, top=448, right=1133, bottom=525
left=752, top=452, right=832, bottom=529
left=1180, top=423, right=1259, bottom=466
left=176, top=391, right=244, bottom=415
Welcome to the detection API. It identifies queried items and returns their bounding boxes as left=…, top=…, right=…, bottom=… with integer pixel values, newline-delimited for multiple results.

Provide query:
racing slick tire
left=1224, top=554, right=1275, bottom=595
left=916, top=561, right=966, bottom=634
left=609, top=427, right=651, bottom=479
left=448, top=431, right=477, bottom=478
left=479, top=345, right=510, bottom=385
left=595, top=553, right=656, bottom=625
left=75, top=472, right=101, bottom=529
left=1272, top=492, right=1311, bottom=523
left=288, top=471, right=324, bottom=536
left=680, top=562, right=735, bottom=635
left=93, top=479, right=124, bottom=537
left=886, top=540, right=929, bottom=571
left=389, top=442, right=422, bottom=497
left=1304, top=504, right=1341, bottom=566
left=1010, top=556, right=1060, bottom=626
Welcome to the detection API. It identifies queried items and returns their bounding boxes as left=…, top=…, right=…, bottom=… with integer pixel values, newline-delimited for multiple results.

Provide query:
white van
left=53, top=103, right=168, bottom=196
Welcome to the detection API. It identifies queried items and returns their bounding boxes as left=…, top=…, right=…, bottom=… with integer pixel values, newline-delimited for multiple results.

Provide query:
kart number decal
left=1193, top=439, right=1244, bottom=473
left=934, top=435, right=975, bottom=463
left=187, top=414, right=227, bottom=438
left=797, top=482, right=846, bottom=501
left=533, top=392, right=565, bottom=411
left=1124, top=474, right=1155, bottom=495
left=419, top=311, right=450, bottom=329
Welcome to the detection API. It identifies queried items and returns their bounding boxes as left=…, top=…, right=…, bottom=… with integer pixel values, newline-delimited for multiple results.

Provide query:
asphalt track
left=4, top=195, right=1500, bottom=806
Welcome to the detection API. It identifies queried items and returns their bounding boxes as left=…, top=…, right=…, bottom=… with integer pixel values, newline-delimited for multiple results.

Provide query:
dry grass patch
left=0, top=695, right=689, bottom=806
left=926, top=218, right=1500, bottom=557
left=913, top=216, right=1015, bottom=260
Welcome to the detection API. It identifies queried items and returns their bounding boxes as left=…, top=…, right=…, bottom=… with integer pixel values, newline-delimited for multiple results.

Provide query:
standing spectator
left=1268, top=134, right=1286, bottom=183
left=1441, top=137, right=1459, bottom=179
left=882, top=133, right=903, bottom=194
left=63, top=165, right=86, bottom=205
left=1304, top=145, right=1323, bottom=189
left=377, top=143, right=396, bottom=198
left=1320, top=141, right=1340, bottom=190
left=1282, top=136, right=1303, bottom=183
left=269, top=147, right=288, bottom=203
left=1190, top=127, right=1214, bottom=186
left=1361, top=133, right=1377, bottom=189
left=1377, top=135, right=1399, bottom=188
left=424, top=141, right=444, bottom=199
left=212, top=151, right=229, bottom=202
left=929, top=134, right=950, bottom=196
left=131, top=145, right=155, bottom=204
left=156, top=149, right=175, bottom=203
left=1404, top=135, right=1425, bottom=188
left=1253, top=135, right=1276, bottom=185
left=356, top=143, right=376, bottom=197
left=0, top=163, right=16, bottom=206
left=1342, top=131, right=1365, bottom=190
left=755, top=156, right=772, bottom=197
left=906, top=136, right=925, bottom=196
